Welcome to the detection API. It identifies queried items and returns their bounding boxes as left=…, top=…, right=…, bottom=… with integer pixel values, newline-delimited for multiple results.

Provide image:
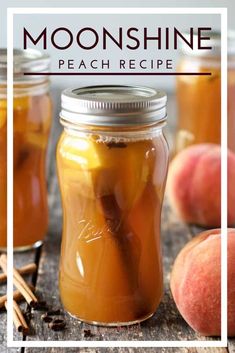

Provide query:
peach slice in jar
left=59, top=131, right=155, bottom=209
left=58, top=133, right=103, bottom=200
left=59, top=133, right=102, bottom=170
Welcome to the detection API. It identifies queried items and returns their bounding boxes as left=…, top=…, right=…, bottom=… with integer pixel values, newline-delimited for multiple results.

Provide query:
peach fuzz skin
left=167, top=144, right=235, bottom=227
left=170, top=229, right=235, bottom=337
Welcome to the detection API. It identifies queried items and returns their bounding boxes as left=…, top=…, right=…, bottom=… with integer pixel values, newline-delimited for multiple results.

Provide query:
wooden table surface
left=0, top=91, right=234, bottom=353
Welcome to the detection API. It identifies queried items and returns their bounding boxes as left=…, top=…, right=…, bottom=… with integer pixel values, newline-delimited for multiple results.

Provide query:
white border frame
left=6, top=7, right=228, bottom=348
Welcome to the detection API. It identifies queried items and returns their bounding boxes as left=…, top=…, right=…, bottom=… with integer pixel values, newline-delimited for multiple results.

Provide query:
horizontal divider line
left=23, top=72, right=212, bottom=76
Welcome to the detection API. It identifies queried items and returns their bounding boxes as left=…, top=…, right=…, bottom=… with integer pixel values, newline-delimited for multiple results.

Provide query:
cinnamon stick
left=13, top=300, right=29, bottom=334
left=5, top=300, right=29, bottom=334
left=0, top=263, right=36, bottom=284
left=0, top=254, right=38, bottom=306
left=92, top=170, right=146, bottom=318
left=0, top=285, right=35, bottom=310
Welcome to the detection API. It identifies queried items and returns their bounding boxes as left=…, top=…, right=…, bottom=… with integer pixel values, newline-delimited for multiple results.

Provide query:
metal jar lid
left=60, top=85, right=167, bottom=127
left=0, top=48, right=50, bottom=83
left=180, top=30, right=235, bottom=57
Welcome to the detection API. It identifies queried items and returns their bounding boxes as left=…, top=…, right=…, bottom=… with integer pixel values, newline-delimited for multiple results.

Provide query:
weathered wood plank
left=228, top=340, right=235, bottom=353
left=0, top=346, right=21, bottom=353
left=24, top=344, right=227, bottom=352
left=195, top=349, right=227, bottom=353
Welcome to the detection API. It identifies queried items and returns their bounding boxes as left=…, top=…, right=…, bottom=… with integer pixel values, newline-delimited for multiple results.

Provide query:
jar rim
left=60, top=85, right=167, bottom=127
left=0, top=48, right=50, bottom=83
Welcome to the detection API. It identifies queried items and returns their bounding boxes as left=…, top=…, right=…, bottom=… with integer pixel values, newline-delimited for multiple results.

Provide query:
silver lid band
left=0, top=48, right=50, bottom=83
left=60, top=85, right=167, bottom=128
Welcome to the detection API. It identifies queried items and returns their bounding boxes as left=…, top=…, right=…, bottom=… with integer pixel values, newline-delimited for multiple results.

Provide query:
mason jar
left=175, top=31, right=235, bottom=153
left=0, top=49, right=52, bottom=251
left=57, top=85, right=169, bottom=326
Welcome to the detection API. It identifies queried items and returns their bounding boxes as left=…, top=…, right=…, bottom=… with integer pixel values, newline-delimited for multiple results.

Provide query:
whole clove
left=32, top=300, right=48, bottom=311
left=49, top=318, right=66, bottom=331
left=41, top=313, right=53, bottom=323
left=40, top=307, right=66, bottom=328
left=83, top=329, right=94, bottom=338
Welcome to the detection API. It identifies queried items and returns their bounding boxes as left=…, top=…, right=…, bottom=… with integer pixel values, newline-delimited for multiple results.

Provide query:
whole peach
left=167, top=144, right=235, bottom=227
left=170, top=229, right=235, bottom=336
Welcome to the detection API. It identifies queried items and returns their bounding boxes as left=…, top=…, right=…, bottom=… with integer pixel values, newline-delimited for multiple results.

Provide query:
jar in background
left=57, top=86, right=169, bottom=325
left=176, top=31, right=235, bottom=153
left=0, top=49, right=52, bottom=251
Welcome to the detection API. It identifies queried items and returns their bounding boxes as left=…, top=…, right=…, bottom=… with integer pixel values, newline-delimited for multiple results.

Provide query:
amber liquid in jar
left=0, top=49, right=52, bottom=250
left=57, top=86, right=169, bottom=325
left=228, top=68, right=235, bottom=153
left=176, top=34, right=235, bottom=154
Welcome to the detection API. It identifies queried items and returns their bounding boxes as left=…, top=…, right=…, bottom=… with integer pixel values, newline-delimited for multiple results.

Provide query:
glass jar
left=0, top=49, right=52, bottom=251
left=57, top=85, right=169, bottom=326
left=175, top=31, right=235, bottom=153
